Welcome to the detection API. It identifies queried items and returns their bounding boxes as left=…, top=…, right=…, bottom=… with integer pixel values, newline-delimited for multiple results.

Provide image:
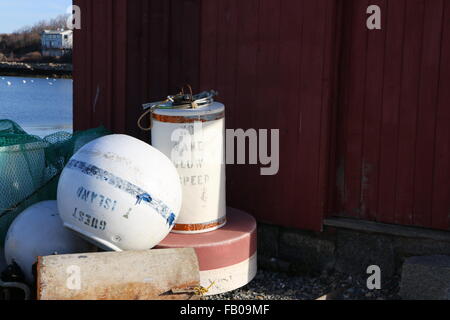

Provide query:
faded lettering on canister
left=152, top=102, right=226, bottom=233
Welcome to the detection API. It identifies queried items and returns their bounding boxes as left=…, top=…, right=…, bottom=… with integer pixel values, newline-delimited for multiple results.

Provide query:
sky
left=0, top=0, right=72, bottom=34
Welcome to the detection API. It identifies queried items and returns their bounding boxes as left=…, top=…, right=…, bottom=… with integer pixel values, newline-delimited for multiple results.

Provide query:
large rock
left=400, top=255, right=450, bottom=300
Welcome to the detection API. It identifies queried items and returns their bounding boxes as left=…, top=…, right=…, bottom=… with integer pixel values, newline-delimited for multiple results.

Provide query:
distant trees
left=0, top=14, right=70, bottom=62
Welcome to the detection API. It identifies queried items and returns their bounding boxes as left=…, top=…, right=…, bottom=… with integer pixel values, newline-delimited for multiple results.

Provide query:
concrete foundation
left=258, top=218, right=450, bottom=288
left=399, top=255, right=450, bottom=300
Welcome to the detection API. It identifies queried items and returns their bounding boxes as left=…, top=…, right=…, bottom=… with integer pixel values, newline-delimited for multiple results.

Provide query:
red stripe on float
left=157, top=208, right=257, bottom=271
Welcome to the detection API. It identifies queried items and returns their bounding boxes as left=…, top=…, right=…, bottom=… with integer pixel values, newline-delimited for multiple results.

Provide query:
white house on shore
left=41, top=30, right=73, bottom=57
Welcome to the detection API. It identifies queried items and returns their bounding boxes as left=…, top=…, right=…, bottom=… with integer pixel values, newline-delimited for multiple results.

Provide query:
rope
left=170, top=281, right=216, bottom=297
left=193, top=281, right=216, bottom=296
left=137, top=85, right=201, bottom=131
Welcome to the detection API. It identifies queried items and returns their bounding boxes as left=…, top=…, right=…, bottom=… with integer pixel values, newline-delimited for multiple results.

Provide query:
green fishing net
left=0, top=120, right=110, bottom=246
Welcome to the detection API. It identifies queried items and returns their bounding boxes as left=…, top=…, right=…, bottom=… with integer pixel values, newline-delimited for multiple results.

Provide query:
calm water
left=0, top=76, right=73, bottom=137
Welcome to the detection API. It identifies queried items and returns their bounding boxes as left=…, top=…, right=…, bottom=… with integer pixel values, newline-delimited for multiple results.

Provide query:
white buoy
left=151, top=93, right=226, bottom=234
left=57, top=134, right=182, bottom=251
left=4, top=201, right=94, bottom=283
left=7, top=81, right=11, bottom=86
left=22, top=80, right=26, bottom=84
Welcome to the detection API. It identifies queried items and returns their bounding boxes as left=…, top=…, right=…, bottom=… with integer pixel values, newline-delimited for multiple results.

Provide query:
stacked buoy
left=141, top=88, right=257, bottom=295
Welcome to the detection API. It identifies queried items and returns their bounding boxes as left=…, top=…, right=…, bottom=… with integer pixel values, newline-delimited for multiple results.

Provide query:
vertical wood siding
left=73, top=0, right=338, bottom=231
left=333, top=0, right=450, bottom=230
left=197, top=0, right=338, bottom=230
left=73, top=0, right=450, bottom=231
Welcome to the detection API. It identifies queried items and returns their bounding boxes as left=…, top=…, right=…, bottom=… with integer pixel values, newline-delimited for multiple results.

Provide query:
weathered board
left=37, top=248, right=200, bottom=300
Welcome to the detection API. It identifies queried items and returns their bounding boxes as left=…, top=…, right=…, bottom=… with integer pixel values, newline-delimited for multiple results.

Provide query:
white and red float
left=157, top=208, right=257, bottom=295
left=145, top=90, right=227, bottom=234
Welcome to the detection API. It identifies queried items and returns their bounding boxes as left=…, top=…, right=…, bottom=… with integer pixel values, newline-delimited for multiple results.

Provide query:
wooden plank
left=431, top=1, right=450, bottom=230
left=91, top=0, right=109, bottom=129
left=181, top=0, right=201, bottom=90
left=224, top=0, right=259, bottom=217
left=199, top=0, right=220, bottom=91
left=72, top=0, right=84, bottom=131
left=359, top=0, right=386, bottom=221
left=111, top=0, right=128, bottom=134
left=37, top=249, right=200, bottom=300
left=377, top=0, right=405, bottom=224
left=341, top=0, right=369, bottom=219
left=125, top=0, right=144, bottom=138
left=294, top=0, right=329, bottom=230
left=73, top=0, right=93, bottom=131
left=105, top=0, right=114, bottom=131
left=394, top=0, right=425, bottom=226
left=214, top=0, right=241, bottom=210
left=312, top=0, right=340, bottom=229
left=276, top=0, right=304, bottom=225
left=333, top=0, right=354, bottom=217
left=147, top=0, right=170, bottom=100
left=413, top=0, right=444, bottom=228
left=169, top=0, right=201, bottom=92
left=321, top=0, right=341, bottom=220
left=252, top=0, right=282, bottom=223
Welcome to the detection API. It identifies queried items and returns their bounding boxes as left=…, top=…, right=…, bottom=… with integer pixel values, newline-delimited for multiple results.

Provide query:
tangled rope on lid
left=137, top=85, right=218, bottom=131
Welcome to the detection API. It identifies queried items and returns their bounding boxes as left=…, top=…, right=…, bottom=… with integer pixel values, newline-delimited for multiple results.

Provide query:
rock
left=400, top=255, right=450, bottom=300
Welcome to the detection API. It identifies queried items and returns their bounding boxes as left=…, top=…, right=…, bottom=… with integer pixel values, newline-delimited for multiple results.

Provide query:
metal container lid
left=139, top=89, right=225, bottom=129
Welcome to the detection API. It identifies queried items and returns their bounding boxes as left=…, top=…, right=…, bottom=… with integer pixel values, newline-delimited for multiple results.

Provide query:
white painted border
left=200, top=252, right=257, bottom=296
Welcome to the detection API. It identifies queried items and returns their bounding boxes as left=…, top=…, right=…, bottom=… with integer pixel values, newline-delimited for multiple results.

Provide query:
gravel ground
left=206, top=270, right=401, bottom=300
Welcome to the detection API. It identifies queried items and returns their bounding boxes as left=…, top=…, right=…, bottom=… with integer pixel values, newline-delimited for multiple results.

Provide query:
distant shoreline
left=0, top=62, right=72, bottom=79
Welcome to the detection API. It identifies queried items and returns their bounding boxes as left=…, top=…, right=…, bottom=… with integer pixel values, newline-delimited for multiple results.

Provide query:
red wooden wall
left=73, top=0, right=450, bottom=232
left=332, top=0, right=450, bottom=231
left=73, top=0, right=338, bottom=232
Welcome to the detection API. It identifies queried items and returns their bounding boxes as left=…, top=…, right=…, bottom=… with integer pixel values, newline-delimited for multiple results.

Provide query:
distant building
left=41, top=30, right=73, bottom=57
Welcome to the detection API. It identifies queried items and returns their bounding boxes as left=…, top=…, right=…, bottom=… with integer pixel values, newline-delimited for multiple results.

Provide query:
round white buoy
left=57, top=134, right=182, bottom=251
left=4, top=201, right=94, bottom=283
left=157, top=208, right=257, bottom=295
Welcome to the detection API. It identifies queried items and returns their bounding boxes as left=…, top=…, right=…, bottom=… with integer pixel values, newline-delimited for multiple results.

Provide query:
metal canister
left=147, top=90, right=226, bottom=233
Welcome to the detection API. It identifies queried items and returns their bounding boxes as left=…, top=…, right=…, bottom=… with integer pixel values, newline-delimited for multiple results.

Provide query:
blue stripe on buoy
left=65, top=159, right=176, bottom=226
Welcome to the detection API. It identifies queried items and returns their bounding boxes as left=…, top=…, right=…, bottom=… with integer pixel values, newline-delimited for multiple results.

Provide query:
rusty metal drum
left=150, top=91, right=226, bottom=234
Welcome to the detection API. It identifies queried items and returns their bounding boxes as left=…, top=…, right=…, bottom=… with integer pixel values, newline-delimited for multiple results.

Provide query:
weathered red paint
left=73, top=0, right=450, bottom=232
left=332, top=0, right=450, bottom=231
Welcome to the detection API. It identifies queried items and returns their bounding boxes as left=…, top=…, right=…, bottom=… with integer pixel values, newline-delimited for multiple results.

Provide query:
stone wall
left=258, top=221, right=450, bottom=284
